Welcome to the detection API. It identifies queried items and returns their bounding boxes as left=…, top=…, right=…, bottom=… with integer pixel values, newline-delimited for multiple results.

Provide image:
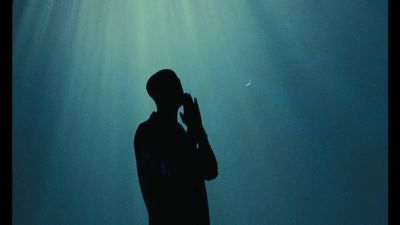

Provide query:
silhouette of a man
left=134, top=69, right=218, bottom=225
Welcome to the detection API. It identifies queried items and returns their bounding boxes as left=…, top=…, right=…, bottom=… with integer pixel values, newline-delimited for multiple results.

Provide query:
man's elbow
left=204, top=168, right=218, bottom=181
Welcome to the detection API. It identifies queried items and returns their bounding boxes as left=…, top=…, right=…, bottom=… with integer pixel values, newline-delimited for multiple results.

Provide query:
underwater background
left=12, top=0, right=387, bottom=225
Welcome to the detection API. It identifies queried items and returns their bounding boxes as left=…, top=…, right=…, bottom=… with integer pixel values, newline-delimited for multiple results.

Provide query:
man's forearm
left=195, top=125, right=218, bottom=180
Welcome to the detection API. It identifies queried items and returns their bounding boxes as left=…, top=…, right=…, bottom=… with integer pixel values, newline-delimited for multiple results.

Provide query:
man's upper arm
left=134, top=124, right=172, bottom=176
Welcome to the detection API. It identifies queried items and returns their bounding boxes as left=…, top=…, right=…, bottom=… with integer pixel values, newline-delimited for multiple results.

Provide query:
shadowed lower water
left=12, top=0, right=387, bottom=225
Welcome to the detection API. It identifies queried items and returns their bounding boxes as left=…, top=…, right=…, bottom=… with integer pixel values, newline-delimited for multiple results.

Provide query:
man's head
left=146, top=69, right=184, bottom=110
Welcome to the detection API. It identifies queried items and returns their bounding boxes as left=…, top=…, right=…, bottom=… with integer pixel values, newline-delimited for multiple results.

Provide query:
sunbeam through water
left=13, top=0, right=387, bottom=224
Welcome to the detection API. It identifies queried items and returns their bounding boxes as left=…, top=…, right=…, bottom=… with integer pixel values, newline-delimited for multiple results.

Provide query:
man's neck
left=156, top=108, right=178, bottom=124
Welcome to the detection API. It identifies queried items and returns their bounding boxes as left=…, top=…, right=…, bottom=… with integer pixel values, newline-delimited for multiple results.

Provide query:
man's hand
left=180, top=93, right=202, bottom=132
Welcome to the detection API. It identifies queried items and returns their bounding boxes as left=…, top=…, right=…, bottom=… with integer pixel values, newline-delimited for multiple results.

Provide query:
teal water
left=12, top=1, right=388, bottom=225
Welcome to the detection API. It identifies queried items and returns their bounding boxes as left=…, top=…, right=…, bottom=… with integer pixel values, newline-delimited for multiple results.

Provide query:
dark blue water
left=12, top=1, right=388, bottom=225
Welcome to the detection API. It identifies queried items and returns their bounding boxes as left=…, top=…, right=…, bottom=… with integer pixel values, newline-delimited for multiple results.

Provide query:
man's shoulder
left=136, top=113, right=157, bottom=133
left=134, top=113, right=158, bottom=144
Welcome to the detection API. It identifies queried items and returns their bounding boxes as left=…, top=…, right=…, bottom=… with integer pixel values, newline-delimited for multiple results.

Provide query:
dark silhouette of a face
left=146, top=69, right=184, bottom=110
